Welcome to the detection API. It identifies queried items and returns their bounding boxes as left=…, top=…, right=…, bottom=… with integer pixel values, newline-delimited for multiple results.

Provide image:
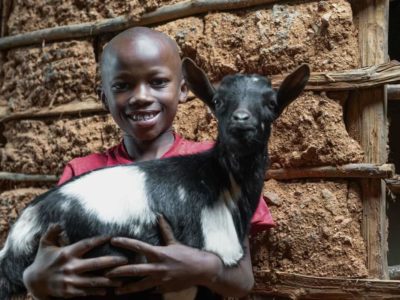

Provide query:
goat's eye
left=213, top=98, right=224, bottom=109
left=266, top=100, right=276, bottom=110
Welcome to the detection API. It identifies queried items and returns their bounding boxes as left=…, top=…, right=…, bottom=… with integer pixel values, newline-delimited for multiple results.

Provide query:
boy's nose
left=130, top=84, right=152, bottom=104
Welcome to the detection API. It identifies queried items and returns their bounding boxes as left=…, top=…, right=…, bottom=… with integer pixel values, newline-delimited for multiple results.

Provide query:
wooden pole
left=0, top=0, right=280, bottom=50
left=0, top=0, right=11, bottom=37
left=387, top=84, right=400, bottom=100
left=347, top=0, right=390, bottom=279
left=253, top=271, right=400, bottom=299
left=265, top=163, right=394, bottom=180
left=0, top=172, right=58, bottom=182
left=0, top=164, right=394, bottom=183
left=386, top=178, right=400, bottom=193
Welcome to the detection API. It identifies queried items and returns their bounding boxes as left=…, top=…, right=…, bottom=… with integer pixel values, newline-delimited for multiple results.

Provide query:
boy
left=22, top=27, right=274, bottom=299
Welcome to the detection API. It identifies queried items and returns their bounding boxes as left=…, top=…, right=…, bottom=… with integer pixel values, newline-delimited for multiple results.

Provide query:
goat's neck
left=215, top=142, right=268, bottom=184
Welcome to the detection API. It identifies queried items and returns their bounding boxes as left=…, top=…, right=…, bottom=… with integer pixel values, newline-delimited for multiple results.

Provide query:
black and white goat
left=0, top=58, right=310, bottom=300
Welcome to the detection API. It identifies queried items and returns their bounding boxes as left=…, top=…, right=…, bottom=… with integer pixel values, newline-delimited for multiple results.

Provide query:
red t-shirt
left=59, top=134, right=275, bottom=234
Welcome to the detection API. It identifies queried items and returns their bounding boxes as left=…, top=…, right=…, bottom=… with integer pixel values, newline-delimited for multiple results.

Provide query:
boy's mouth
left=127, top=111, right=160, bottom=126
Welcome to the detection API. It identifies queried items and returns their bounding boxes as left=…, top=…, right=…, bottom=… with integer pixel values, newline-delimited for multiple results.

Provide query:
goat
left=0, top=58, right=310, bottom=300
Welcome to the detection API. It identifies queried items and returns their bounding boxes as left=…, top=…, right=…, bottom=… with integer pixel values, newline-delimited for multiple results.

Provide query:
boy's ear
left=182, top=58, right=216, bottom=110
left=96, top=85, right=109, bottom=112
left=276, top=64, right=310, bottom=117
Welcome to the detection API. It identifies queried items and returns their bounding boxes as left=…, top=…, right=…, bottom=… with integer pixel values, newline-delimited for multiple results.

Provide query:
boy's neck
left=123, top=130, right=175, bottom=162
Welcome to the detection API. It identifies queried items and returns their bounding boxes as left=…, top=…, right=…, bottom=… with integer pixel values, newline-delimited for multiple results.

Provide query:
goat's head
left=182, top=58, right=310, bottom=154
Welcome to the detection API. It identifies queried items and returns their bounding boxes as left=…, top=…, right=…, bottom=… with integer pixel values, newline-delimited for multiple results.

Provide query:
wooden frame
left=347, top=0, right=390, bottom=279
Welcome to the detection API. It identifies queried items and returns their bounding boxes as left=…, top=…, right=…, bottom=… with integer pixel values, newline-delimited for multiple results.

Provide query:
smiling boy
left=22, top=27, right=274, bottom=299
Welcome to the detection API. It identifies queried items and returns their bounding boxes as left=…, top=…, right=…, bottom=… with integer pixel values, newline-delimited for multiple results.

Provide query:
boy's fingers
left=62, top=286, right=107, bottom=298
left=157, top=215, right=177, bottom=245
left=72, top=276, right=122, bottom=288
left=74, top=256, right=128, bottom=274
left=111, top=237, right=158, bottom=257
left=39, top=223, right=63, bottom=247
left=116, top=277, right=160, bottom=295
left=105, top=263, right=163, bottom=278
left=67, top=236, right=111, bottom=257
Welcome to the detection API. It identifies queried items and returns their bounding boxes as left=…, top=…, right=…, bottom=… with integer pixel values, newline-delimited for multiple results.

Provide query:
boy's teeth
left=130, top=112, right=157, bottom=121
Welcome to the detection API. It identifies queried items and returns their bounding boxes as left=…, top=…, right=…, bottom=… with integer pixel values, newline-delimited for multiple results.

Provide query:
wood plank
left=0, top=0, right=281, bottom=50
left=266, top=163, right=394, bottom=180
left=386, top=178, right=400, bottom=193
left=0, top=0, right=11, bottom=37
left=348, top=0, right=390, bottom=279
left=252, top=271, right=400, bottom=299
left=0, top=172, right=57, bottom=182
left=1, top=164, right=394, bottom=183
left=388, top=84, right=400, bottom=100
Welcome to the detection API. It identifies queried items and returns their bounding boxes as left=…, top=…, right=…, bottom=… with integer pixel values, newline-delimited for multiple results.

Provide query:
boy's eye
left=111, top=82, right=129, bottom=92
left=150, top=78, right=169, bottom=88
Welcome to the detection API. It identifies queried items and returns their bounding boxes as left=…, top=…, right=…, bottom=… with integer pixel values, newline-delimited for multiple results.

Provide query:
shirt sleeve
left=57, top=163, right=76, bottom=186
left=250, top=195, right=275, bottom=235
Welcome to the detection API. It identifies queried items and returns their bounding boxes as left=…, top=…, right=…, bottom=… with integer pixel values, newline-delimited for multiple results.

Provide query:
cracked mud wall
left=0, top=0, right=369, bottom=292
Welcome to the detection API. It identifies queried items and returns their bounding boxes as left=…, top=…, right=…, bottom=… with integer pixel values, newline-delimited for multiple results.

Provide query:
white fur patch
left=60, top=166, right=156, bottom=234
left=0, top=206, right=41, bottom=258
left=164, top=287, right=197, bottom=300
left=201, top=200, right=243, bottom=266
left=178, top=186, right=186, bottom=202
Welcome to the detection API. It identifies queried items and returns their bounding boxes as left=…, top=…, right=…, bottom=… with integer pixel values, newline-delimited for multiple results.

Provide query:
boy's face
left=102, top=34, right=187, bottom=142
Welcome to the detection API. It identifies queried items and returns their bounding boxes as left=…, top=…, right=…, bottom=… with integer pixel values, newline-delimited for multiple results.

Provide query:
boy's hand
left=106, top=215, right=223, bottom=295
left=23, top=224, right=127, bottom=300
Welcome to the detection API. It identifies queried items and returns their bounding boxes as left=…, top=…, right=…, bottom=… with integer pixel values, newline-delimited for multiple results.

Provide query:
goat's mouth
left=229, top=124, right=256, bottom=134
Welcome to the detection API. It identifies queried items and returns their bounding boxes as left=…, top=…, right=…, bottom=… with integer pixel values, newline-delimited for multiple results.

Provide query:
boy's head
left=100, top=27, right=187, bottom=142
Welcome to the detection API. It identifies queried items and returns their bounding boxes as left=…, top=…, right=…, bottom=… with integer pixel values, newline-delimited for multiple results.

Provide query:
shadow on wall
left=388, top=0, right=400, bottom=267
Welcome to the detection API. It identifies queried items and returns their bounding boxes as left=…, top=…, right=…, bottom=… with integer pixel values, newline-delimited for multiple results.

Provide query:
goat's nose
left=232, top=109, right=251, bottom=122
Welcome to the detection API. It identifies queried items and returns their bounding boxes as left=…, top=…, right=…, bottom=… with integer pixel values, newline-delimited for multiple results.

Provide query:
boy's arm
left=106, top=216, right=254, bottom=297
left=23, top=225, right=127, bottom=300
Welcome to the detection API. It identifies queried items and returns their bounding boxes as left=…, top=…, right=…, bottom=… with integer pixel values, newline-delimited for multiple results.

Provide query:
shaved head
left=101, top=27, right=182, bottom=82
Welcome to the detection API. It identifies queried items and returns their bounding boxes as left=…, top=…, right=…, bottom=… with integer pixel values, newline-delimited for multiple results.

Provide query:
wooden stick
left=347, top=0, right=389, bottom=280
left=297, top=60, right=400, bottom=91
left=389, top=265, right=400, bottom=280
left=0, top=172, right=58, bottom=182
left=0, top=0, right=279, bottom=50
left=253, top=271, right=400, bottom=299
left=386, top=178, right=400, bottom=194
left=0, top=99, right=105, bottom=123
left=0, top=0, right=11, bottom=37
left=1, top=62, right=400, bottom=123
left=0, top=164, right=394, bottom=184
left=387, top=84, right=400, bottom=100
left=266, top=163, right=394, bottom=180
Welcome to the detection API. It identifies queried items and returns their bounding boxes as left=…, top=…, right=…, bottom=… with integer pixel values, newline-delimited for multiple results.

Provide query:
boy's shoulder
left=166, top=134, right=214, bottom=157
left=65, top=143, right=132, bottom=175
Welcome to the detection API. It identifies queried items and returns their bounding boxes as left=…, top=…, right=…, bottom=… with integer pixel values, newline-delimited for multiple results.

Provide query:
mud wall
left=0, top=0, right=370, bottom=297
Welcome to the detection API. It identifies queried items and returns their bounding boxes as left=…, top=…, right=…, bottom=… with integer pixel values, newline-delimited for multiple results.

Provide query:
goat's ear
left=276, top=64, right=310, bottom=116
left=182, top=58, right=216, bottom=110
